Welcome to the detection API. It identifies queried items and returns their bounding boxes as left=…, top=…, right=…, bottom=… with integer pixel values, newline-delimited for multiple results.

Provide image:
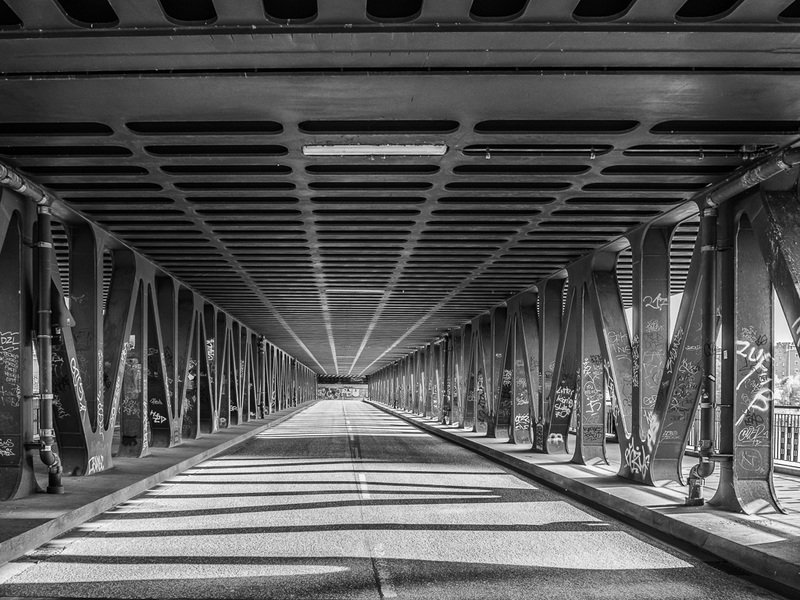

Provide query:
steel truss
left=0, top=188, right=315, bottom=501
left=371, top=178, right=800, bottom=514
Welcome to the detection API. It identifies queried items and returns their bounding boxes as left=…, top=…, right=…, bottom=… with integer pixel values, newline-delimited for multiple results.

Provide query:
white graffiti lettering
left=643, top=293, right=669, bottom=311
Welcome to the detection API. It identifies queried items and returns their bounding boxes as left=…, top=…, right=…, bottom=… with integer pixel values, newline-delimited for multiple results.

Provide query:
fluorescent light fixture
left=303, top=144, right=448, bottom=157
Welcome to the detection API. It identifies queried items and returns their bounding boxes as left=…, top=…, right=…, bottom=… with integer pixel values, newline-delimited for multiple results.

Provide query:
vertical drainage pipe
left=686, top=202, right=720, bottom=505
left=36, top=205, right=63, bottom=494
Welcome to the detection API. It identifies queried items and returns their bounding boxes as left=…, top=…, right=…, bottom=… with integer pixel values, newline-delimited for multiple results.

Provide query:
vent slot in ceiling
left=572, top=0, right=635, bottom=21
left=21, top=166, right=148, bottom=176
left=675, top=0, right=744, bottom=21
left=564, top=197, right=684, bottom=206
left=174, top=182, right=296, bottom=191
left=299, top=120, right=459, bottom=134
left=444, top=182, right=570, bottom=190
left=463, top=144, right=612, bottom=157
left=64, top=197, right=175, bottom=206
left=55, top=0, right=118, bottom=27
left=263, top=0, right=317, bottom=23
left=47, top=182, right=162, bottom=191
left=469, top=0, right=528, bottom=21
left=0, top=146, right=131, bottom=157
left=160, top=0, right=217, bottom=24
left=583, top=182, right=708, bottom=192
left=437, top=197, right=556, bottom=205
left=0, top=1, right=21, bottom=28
left=650, top=120, right=800, bottom=134
left=307, top=165, right=440, bottom=175
left=311, top=197, right=426, bottom=205
left=366, top=0, right=422, bottom=22
left=0, top=122, right=113, bottom=136
left=161, top=165, right=291, bottom=175
left=474, top=120, right=638, bottom=134
left=623, top=144, right=776, bottom=158
left=453, top=165, right=590, bottom=175
left=127, top=121, right=282, bottom=135
left=601, top=165, right=736, bottom=175
left=144, top=145, right=287, bottom=156
left=309, top=182, right=432, bottom=191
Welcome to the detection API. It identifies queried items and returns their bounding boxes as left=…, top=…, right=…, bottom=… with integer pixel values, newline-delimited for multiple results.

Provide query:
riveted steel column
left=475, top=313, right=491, bottom=434
left=711, top=189, right=784, bottom=513
left=487, top=306, right=507, bottom=438
left=575, top=282, right=607, bottom=466
left=628, top=226, right=672, bottom=443
left=543, top=283, right=580, bottom=454
left=441, top=334, right=451, bottom=424
left=0, top=204, right=35, bottom=500
left=145, top=284, right=173, bottom=446
left=535, top=277, right=564, bottom=452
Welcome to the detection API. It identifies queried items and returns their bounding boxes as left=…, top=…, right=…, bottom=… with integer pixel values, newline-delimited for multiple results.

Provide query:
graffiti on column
left=513, top=358, right=532, bottom=443
left=498, top=368, right=513, bottom=434
left=0, top=331, right=20, bottom=467
left=582, top=355, right=604, bottom=445
left=734, top=328, right=772, bottom=477
left=475, top=370, right=487, bottom=433
left=147, top=347, right=169, bottom=431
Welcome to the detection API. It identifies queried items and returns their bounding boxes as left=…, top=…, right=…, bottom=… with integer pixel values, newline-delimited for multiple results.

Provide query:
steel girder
left=370, top=175, right=800, bottom=514
left=0, top=187, right=314, bottom=501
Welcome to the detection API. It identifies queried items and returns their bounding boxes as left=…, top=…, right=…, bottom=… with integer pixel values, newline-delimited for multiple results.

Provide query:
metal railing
left=686, top=406, right=800, bottom=464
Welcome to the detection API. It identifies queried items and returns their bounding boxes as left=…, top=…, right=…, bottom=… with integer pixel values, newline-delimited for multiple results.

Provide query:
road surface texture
left=0, top=400, right=788, bottom=599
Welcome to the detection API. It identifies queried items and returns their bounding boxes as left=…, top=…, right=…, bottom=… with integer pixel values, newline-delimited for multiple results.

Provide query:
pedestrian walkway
left=0, top=402, right=317, bottom=566
left=367, top=401, right=800, bottom=596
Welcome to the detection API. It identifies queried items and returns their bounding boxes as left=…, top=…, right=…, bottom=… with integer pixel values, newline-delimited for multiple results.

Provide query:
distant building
left=774, top=342, right=800, bottom=381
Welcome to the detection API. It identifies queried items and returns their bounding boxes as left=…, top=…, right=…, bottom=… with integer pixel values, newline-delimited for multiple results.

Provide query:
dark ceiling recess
left=127, top=121, right=282, bottom=135
left=299, top=120, right=459, bottom=134
left=572, top=0, right=635, bottom=21
left=651, top=120, right=800, bottom=135
left=55, top=0, right=118, bottom=27
left=0, top=1, right=21, bottom=28
left=779, top=1, right=800, bottom=20
left=469, top=0, right=528, bottom=21
left=159, top=0, right=217, bottom=24
left=474, top=120, right=639, bottom=134
left=21, top=166, right=148, bottom=176
left=463, top=144, right=613, bottom=157
left=675, top=0, right=743, bottom=21
left=306, top=165, right=440, bottom=175
left=623, top=144, right=777, bottom=157
left=144, top=145, right=287, bottom=156
left=366, top=0, right=422, bottom=22
left=0, top=122, right=113, bottom=136
left=0, top=145, right=131, bottom=157
left=263, top=0, right=317, bottom=23
left=161, top=165, right=291, bottom=175
left=453, top=165, right=590, bottom=175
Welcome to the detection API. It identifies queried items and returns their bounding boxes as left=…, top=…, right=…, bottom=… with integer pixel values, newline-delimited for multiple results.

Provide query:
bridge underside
left=0, top=0, right=800, bottom=511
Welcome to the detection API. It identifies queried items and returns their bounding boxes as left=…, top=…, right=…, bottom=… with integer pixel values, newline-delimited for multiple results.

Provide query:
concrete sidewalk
left=367, top=401, right=800, bottom=596
left=0, top=402, right=317, bottom=566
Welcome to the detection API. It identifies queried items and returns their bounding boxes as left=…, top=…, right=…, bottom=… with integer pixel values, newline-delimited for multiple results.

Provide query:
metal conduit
left=0, top=161, right=62, bottom=493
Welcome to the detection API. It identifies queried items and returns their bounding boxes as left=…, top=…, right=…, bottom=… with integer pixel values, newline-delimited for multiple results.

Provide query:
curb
left=368, top=401, right=800, bottom=595
left=0, top=402, right=316, bottom=566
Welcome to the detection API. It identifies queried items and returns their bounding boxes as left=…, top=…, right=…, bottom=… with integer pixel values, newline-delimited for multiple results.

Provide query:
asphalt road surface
left=0, top=400, right=788, bottom=599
